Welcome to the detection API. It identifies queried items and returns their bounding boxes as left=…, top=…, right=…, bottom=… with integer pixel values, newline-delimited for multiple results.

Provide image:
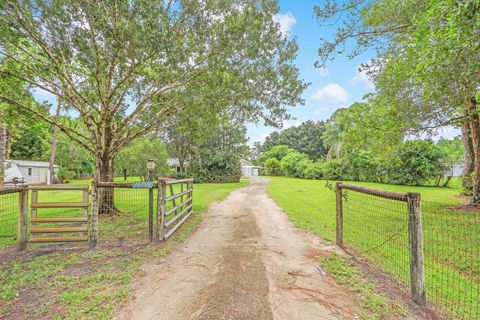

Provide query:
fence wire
left=96, top=184, right=157, bottom=242
left=422, top=201, right=479, bottom=319
left=343, top=190, right=410, bottom=286
left=0, top=190, right=19, bottom=249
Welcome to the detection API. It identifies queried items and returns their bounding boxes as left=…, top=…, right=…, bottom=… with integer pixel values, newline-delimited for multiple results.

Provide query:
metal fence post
left=407, top=192, right=426, bottom=305
left=148, top=186, right=154, bottom=242
left=336, top=182, right=343, bottom=246
left=17, top=187, right=29, bottom=251
left=90, top=184, right=98, bottom=248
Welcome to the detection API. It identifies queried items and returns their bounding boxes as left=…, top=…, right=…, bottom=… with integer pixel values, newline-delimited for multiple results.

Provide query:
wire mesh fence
left=95, top=182, right=157, bottom=242
left=342, top=189, right=411, bottom=286
left=422, top=201, right=479, bottom=319
left=338, top=183, right=480, bottom=319
left=0, top=188, right=21, bottom=249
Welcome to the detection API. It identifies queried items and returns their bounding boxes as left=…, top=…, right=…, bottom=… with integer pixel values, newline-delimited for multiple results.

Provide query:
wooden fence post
left=407, top=192, right=426, bottom=305
left=90, top=184, right=98, bottom=248
left=17, top=187, right=29, bottom=251
left=336, top=182, right=343, bottom=246
left=157, top=179, right=167, bottom=242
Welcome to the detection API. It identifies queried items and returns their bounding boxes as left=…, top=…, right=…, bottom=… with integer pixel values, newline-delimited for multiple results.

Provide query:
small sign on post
left=132, top=181, right=155, bottom=189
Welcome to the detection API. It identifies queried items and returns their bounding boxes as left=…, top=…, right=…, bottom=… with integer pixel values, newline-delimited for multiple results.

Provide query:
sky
left=246, top=0, right=460, bottom=147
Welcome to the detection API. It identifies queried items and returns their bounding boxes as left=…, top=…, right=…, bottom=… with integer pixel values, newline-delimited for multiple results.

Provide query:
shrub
left=323, top=160, right=345, bottom=180
left=388, top=140, right=446, bottom=185
left=303, top=162, right=327, bottom=179
left=280, top=151, right=311, bottom=178
left=263, top=158, right=283, bottom=176
left=258, top=145, right=296, bottom=165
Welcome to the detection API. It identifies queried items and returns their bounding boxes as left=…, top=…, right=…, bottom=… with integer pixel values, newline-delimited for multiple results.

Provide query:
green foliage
left=263, top=158, right=283, bottom=176
left=257, top=145, right=296, bottom=165
left=115, top=137, right=168, bottom=180
left=9, top=122, right=50, bottom=160
left=302, top=162, right=327, bottom=180
left=280, top=151, right=311, bottom=178
left=261, top=121, right=328, bottom=160
left=388, top=140, right=446, bottom=185
left=190, top=123, right=247, bottom=183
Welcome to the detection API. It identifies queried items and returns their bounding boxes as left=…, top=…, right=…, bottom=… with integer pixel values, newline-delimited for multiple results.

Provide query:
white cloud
left=350, top=66, right=375, bottom=89
left=311, top=83, right=348, bottom=106
left=273, top=12, right=296, bottom=36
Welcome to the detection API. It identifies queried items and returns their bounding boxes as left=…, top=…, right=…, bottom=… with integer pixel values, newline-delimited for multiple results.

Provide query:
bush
left=303, top=162, right=327, bottom=179
left=280, top=151, right=311, bottom=178
left=388, top=140, right=446, bottom=185
left=191, top=166, right=241, bottom=183
left=323, top=160, right=345, bottom=180
left=263, top=158, right=283, bottom=176
left=258, top=145, right=296, bottom=165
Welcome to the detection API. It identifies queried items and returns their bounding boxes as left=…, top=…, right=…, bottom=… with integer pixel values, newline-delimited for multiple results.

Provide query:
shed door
left=252, top=168, right=258, bottom=176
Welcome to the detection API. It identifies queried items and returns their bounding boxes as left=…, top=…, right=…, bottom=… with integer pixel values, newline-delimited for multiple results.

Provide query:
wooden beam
left=31, top=202, right=89, bottom=208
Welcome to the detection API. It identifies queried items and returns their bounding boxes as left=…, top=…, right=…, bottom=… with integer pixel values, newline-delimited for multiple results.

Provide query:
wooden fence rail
left=157, top=178, right=193, bottom=241
left=335, top=182, right=426, bottom=305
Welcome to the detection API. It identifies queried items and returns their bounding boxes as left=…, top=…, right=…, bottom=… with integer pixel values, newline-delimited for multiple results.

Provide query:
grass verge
left=320, top=253, right=407, bottom=320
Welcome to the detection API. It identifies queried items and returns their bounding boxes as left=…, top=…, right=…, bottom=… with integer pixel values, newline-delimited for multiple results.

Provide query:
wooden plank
left=338, top=183, right=408, bottom=201
left=31, top=217, right=88, bottom=223
left=31, top=190, right=38, bottom=218
left=30, top=184, right=89, bottom=191
left=164, top=210, right=193, bottom=239
left=165, top=198, right=191, bottom=216
left=29, top=236, right=88, bottom=243
left=165, top=204, right=193, bottom=228
left=157, top=180, right=167, bottom=241
left=164, top=178, right=193, bottom=185
left=31, top=227, right=88, bottom=234
left=31, top=202, right=89, bottom=208
left=0, top=187, right=25, bottom=195
left=407, top=192, right=426, bottom=305
left=165, top=189, right=192, bottom=202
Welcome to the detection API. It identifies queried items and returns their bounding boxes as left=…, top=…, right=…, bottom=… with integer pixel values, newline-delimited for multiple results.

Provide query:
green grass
left=267, top=176, right=479, bottom=319
left=320, top=253, right=407, bottom=319
left=0, top=178, right=249, bottom=319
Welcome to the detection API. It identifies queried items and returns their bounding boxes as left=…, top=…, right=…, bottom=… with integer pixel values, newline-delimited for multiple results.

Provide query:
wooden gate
left=29, top=185, right=90, bottom=244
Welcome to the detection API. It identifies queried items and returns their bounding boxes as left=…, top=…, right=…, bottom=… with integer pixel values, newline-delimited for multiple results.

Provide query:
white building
left=240, top=159, right=261, bottom=177
left=4, top=160, right=59, bottom=185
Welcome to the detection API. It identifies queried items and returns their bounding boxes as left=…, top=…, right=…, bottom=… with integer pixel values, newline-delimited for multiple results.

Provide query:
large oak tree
left=0, top=0, right=306, bottom=186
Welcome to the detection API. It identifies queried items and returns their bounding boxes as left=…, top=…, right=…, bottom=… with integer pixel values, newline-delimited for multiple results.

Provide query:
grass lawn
left=267, top=176, right=478, bottom=319
left=0, top=178, right=249, bottom=319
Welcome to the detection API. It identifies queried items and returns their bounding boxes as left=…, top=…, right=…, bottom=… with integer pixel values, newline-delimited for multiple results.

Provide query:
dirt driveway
left=115, top=177, right=361, bottom=320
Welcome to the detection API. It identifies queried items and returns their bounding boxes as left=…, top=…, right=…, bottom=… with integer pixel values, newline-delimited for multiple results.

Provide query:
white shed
left=4, top=160, right=59, bottom=185
left=240, top=159, right=261, bottom=177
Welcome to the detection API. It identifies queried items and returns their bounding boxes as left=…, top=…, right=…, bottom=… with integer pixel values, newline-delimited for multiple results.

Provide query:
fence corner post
left=407, top=192, right=426, bottom=305
left=89, top=183, right=98, bottom=249
left=17, top=187, right=29, bottom=251
left=156, top=179, right=167, bottom=242
left=335, top=182, right=343, bottom=246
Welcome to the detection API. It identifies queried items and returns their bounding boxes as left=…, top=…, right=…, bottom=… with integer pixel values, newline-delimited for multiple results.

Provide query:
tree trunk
left=461, top=117, right=474, bottom=191
left=94, top=147, right=116, bottom=215
left=467, top=97, right=480, bottom=205
left=0, top=124, right=7, bottom=188
left=49, top=102, right=62, bottom=184
left=123, top=168, right=127, bottom=180
left=443, top=176, right=453, bottom=187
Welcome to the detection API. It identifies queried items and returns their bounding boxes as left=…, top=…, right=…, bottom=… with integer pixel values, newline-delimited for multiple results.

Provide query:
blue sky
left=246, top=0, right=459, bottom=146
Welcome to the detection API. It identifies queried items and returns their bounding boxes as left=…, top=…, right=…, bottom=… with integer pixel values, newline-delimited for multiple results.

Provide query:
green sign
left=132, top=181, right=155, bottom=189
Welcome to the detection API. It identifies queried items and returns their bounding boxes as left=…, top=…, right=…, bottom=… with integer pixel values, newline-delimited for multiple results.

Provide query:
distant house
left=167, top=158, right=189, bottom=174
left=240, top=159, right=261, bottom=177
left=4, top=160, right=59, bottom=185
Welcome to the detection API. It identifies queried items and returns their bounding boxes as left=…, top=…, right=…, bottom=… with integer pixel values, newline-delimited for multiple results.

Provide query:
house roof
left=6, top=160, right=59, bottom=168
left=240, top=159, right=261, bottom=168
